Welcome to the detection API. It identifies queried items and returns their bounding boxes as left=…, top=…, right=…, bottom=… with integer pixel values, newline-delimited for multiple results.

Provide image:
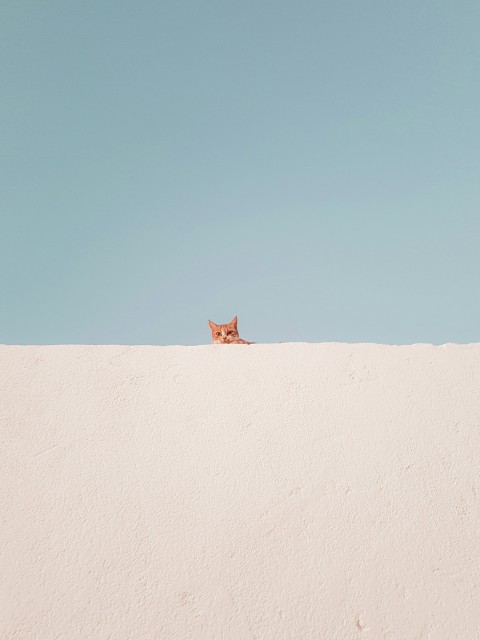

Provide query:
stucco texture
left=1, top=343, right=480, bottom=639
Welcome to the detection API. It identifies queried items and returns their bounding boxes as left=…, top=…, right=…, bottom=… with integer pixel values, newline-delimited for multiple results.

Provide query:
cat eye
left=227, top=331, right=235, bottom=335
left=216, top=332, right=221, bottom=336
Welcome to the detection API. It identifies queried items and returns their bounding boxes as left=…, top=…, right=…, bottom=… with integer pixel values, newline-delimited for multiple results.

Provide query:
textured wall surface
left=1, top=343, right=480, bottom=639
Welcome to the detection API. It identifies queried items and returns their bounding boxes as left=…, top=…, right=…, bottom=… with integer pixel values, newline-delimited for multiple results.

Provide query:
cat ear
left=229, top=316, right=238, bottom=327
left=208, top=320, right=218, bottom=330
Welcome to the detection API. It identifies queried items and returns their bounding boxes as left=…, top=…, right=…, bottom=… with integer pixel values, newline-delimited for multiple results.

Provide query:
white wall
left=1, top=343, right=480, bottom=639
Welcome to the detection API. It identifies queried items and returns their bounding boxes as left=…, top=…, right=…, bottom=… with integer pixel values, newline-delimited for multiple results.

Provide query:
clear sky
left=1, top=1, right=479, bottom=345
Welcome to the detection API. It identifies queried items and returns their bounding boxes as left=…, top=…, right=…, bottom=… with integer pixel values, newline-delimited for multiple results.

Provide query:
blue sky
left=1, top=0, right=479, bottom=345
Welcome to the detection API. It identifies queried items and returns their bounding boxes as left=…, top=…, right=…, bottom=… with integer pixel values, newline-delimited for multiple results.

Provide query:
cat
left=208, top=316, right=253, bottom=344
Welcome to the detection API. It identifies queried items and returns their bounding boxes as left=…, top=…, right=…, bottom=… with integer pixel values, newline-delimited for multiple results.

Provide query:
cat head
left=208, top=316, right=240, bottom=344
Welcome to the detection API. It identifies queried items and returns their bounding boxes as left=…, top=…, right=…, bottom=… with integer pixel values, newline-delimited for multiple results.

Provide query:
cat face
left=208, top=316, right=241, bottom=344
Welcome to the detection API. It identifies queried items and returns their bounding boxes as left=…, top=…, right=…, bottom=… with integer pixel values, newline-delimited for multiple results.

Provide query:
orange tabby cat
left=208, top=316, right=253, bottom=344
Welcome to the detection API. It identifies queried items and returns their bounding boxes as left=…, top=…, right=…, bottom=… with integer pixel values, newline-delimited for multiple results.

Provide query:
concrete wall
left=1, top=343, right=480, bottom=639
